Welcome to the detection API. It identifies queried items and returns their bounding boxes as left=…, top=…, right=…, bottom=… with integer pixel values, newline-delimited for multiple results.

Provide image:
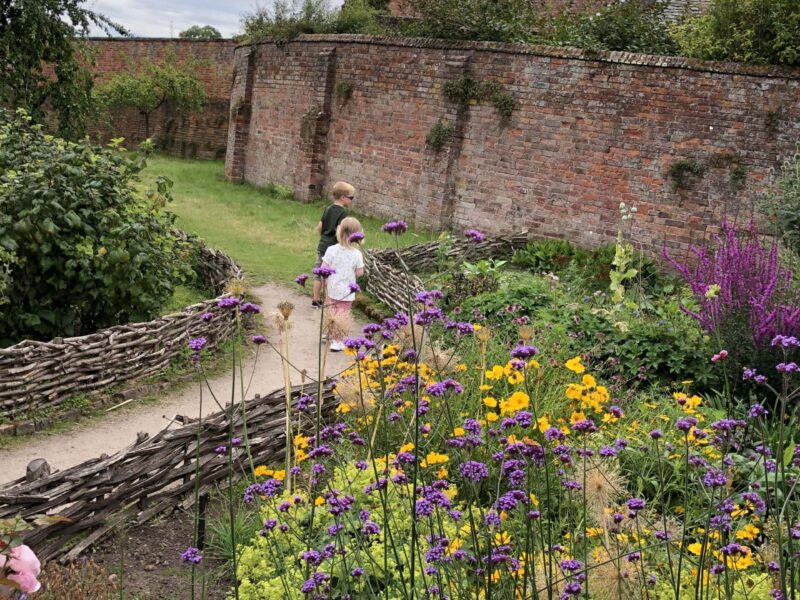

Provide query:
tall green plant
left=0, top=0, right=126, bottom=138
left=0, top=110, right=193, bottom=344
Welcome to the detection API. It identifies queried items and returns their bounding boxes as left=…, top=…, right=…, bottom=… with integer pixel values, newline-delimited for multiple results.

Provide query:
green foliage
left=671, top=0, right=800, bottom=67
left=237, top=465, right=453, bottom=599
left=442, top=75, right=515, bottom=120
left=335, top=81, right=354, bottom=102
left=668, top=158, right=706, bottom=189
left=535, top=0, right=677, bottom=54
left=239, top=0, right=385, bottom=44
left=512, top=238, right=582, bottom=273
left=425, top=120, right=454, bottom=151
left=761, top=145, right=800, bottom=256
left=179, top=25, right=222, bottom=39
left=457, top=272, right=551, bottom=321
left=405, top=0, right=538, bottom=43
left=0, top=0, right=125, bottom=138
left=491, top=92, right=515, bottom=120
left=0, top=110, right=194, bottom=345
left=93, top=51, right=207, bottom=139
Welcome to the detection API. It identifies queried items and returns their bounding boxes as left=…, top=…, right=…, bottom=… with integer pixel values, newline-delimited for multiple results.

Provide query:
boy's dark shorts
left=313, top=253, right=323, bottom=280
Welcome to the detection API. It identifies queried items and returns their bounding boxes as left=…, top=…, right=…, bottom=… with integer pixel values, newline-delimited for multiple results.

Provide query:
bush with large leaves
left=0, top=110, right=193, bottom=345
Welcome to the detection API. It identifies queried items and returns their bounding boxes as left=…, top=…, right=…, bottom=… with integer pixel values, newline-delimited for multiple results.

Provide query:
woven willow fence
left=0, top=384, right=337, bottom=562
left=364, top=232, right=530, bottom=313
left=0, top=237, right=243, bottom=422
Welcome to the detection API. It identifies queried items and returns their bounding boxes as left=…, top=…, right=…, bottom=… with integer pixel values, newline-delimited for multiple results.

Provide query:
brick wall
left=226, top=35, right=800, bottom=256
left=86, top=38, right=236, bottom=159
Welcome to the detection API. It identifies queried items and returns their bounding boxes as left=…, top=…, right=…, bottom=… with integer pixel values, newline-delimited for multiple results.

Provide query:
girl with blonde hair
left=321, top=217, right=365, bottom=351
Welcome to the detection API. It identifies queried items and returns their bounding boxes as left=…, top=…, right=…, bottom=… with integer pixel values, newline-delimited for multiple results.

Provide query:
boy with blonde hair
left=312, top=181, right=354, bottom=307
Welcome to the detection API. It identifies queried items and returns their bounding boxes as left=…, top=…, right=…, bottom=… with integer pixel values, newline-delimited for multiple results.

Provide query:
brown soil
left=88, top=509, right=231, bottom=600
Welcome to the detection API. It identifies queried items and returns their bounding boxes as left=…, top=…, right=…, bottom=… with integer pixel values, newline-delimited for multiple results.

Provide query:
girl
left=321, top=216, right=365, bottom=351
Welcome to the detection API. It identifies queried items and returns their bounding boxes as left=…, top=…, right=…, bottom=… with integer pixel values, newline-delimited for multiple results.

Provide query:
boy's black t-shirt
left=317, top=204, right=347, bottom=255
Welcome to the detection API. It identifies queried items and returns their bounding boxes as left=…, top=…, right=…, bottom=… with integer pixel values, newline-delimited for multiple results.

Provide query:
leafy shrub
left=405, top=0, right=538, bottom=42
left=537, top=0, right=677, bottom=55
left=671, top=0, right=800, bottom=66
left=0, top=110, right=193, bottom=345
left=457, top=272, right=551, bottom=323
left=664, top=220, right=800, bottom=384
left=761, top=145, right=800, bottom=256
left=239, top=0, right=385, bottom=43
left=512, top=238, right=583, bottom=273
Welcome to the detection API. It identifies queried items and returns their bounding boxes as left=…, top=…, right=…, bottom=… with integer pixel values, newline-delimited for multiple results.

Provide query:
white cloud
left=87, top=0, right=266, bottom=38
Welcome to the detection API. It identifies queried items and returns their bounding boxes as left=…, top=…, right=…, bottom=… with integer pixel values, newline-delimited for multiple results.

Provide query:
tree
left=93, top=52, right=207, bottom=139
left=0, top=0, right=126, bottom=138
left=179, top=25, right=222, bottom=39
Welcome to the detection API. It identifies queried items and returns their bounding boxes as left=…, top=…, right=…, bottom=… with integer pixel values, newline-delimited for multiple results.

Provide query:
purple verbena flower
left=381, top=220, right=408, bottom=235
left=464, top=229, right=486, bottom=242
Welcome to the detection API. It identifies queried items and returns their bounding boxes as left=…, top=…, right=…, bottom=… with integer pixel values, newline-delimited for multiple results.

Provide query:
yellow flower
left=315, top=495, right=326, bottom=506
left=528, top=359, right=541, bottom=369
left=336, top=403, right=352, bottom=414
left=272, top=470, right=286, bottom=481
left=687, top=542, right=703, bottom=556
left=537, top=416, right=551, bottom=433
left=507, top=370, right=524, bottom=385
left=500, top=391, right=530, bottom=415
left=453, top=427, right=465, bottom=437
left=479, top=384, right=493, bottom=391
left=399, top=442, right=415, bottom=453
left=586, top=527, right=603, bottom=538
left=483, top=397, right=498, bottom=408
left=565, top=356, right=585, bottom=374
left=529, top=493, right=539, bottom=506
left=254, top=465, right=271, bottom=477
left=456, top=363, right=467, bottom=372
left=486, top=412, right=499, bottom=422
left=566, top=383, right=584, bottom=401
left=421, top=452, right=449, bottom=468
left=582, top=374, right=597, bottom=388
left=437, top=466, right=448, bottom=479
left=486, top=365, right=505, bottom=381
left=736, top=524, right=760, bottom=541
left=570, top=411, right=587, bottom=424
left=494, top=531, right=512, bottom=545
left=294, top=434, right=310, bottom=449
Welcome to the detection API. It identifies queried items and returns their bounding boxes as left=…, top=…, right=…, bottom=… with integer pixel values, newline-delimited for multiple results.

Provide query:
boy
left=312, top=181, right=354, bottom=307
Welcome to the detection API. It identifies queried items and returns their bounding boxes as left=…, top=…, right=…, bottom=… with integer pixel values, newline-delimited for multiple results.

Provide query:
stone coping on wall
left=239, top=33, right=800, bottom=80
left=86, top=37, right=236, bottom=42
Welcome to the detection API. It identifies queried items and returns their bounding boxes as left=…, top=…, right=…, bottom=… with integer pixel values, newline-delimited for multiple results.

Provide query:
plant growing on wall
left=443, top=74, right=515, bottom=121
left=426, top=119, right=454, bottom=152
left=668, top=158, right=706, bottom=190
left=93, top=51, right=207, bottom=139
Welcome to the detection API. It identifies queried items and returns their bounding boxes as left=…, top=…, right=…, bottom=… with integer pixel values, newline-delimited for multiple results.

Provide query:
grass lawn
left=141, top=155, right=437, bottom=284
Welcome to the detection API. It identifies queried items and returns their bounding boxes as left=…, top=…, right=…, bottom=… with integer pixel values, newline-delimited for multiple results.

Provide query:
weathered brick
left=228, top=35, right=800, bottom=256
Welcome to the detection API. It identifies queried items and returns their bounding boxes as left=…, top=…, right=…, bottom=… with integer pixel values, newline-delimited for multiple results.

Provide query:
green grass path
left=141, top=155, right=435, bottom=284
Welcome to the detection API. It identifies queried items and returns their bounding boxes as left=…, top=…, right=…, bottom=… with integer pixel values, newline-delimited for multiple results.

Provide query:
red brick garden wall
left=86, top=38, right=236, bottom=159
left=226, top=35, right=800, bottom=256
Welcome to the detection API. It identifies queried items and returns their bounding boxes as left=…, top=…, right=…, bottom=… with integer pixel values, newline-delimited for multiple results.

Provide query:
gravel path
left=0, top=282, right=356, bottom=485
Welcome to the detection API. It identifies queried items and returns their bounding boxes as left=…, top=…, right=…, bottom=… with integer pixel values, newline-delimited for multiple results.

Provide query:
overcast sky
left=86, top=0, right=340, bottom=39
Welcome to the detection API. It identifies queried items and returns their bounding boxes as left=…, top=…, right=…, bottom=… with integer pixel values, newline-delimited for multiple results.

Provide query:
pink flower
left=0, top=545, right=42, bottom=593
left=711, top=349, right=729, bottom=362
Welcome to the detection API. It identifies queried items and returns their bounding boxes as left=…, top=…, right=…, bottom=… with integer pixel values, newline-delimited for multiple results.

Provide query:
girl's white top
left=322, top=244, right=364, bottom=302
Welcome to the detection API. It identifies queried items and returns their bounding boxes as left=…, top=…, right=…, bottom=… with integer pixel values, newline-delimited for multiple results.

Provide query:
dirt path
left=0, top=282, right=358, bottom=486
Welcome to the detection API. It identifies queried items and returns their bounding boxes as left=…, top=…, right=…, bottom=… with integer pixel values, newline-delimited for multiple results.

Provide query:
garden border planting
left=0, top=235, right=243, bottom=424
left=0, top=383, right=337, bottom=562
left=364, top=232, right=530, bottom=313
